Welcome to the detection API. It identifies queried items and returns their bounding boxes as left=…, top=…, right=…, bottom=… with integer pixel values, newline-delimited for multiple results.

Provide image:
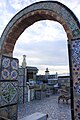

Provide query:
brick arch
left=0, top=1, right=80, bottom=120
left=0, top=1, right=80, bottom=56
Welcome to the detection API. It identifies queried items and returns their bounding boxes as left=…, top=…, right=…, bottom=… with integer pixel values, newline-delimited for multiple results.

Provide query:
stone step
left=20, top=112, right=47, bottom=120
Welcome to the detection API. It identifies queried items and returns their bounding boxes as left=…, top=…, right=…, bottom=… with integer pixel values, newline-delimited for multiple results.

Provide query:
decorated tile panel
left=71, top=39, right=80, bottom=119
left=0, top=107, right=8, bottom=118
left=8, top=104, right=18, bottom=120
left=0, top=82, right=9, bottom=106
left=18, top=87, right=23, bottom=104
left=9, top=82, right=18, bottom=104
left=23, top=86, right=28, bottom=103
left=11, top=59, right=18, bottom=80
left=24, top=94, right=28, bottom=103
left=18, top=76, right=24, bottom=86
left=24, top=2, right=79, bottom=37
left=59, top=7, right=78, bottom=32
left=18, top=95, right=23, bottom=104
left=0, top=82, right=18, bottom=107
left=18, top=68, right=27, bottom=103
left=0, top=55, right=19, bottom=80
left=1, top=56, right=11, bottom=80
left=0, top=104, right=18, bottom=120
left=24, top=86, right=28, bottom=95
left=18, top=68, right=24, bottom=76
left=58, top=5, right=79, bottom=37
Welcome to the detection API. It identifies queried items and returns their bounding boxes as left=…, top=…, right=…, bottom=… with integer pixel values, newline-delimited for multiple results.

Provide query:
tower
left=22, top=55, right=27, bottom=68
left=45, top=68, right=49, bottom=76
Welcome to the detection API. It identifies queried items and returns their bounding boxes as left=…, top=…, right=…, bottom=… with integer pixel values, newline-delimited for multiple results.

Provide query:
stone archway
left=0, top=1, right=80, bottom=120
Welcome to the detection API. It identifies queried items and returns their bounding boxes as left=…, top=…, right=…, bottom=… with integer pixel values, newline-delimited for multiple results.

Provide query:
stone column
left=22, top=55, right=28, bottom=103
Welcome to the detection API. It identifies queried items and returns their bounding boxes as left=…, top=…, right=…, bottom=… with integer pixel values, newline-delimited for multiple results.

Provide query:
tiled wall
left=71, top=39, right=80, bottom=119
left=0, top=55, right=19, bottom=119
left=18, top=68, right=28, bottom=104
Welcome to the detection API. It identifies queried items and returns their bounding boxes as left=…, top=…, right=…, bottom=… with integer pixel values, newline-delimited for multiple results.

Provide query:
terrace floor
left=18, top=94, right=71, bottom=120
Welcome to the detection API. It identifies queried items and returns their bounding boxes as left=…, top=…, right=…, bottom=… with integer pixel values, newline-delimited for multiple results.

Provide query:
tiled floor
left=18, top=94, right=71, bottom=120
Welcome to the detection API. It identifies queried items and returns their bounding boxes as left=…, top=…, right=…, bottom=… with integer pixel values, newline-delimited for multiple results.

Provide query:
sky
left=0, top=0, right=80, bottom=75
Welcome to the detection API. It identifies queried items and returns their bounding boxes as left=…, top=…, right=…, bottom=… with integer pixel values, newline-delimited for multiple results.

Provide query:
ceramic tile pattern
left=18, top=68, right=28, bottom=104
left=0, top=55, right=19, bottom=119
left=71, top=39, right=80, bottom=119
left=0, top=56, right=18, bottom=80
left=0, top=82, right=18, bottom=106
left=19, top=1, right=79, bottom=37
left=0, top=104, right=18, bottom=120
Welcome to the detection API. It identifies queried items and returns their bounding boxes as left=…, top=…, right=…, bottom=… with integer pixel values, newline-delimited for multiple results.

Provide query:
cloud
left=9, top=0, right=32, bottom=11
left=0, top=0, right=17, bottom=35
left=58, top=0, right=80, bottom=21
left=35, top=65, right=69, bottom=75
left=13, top=20, right=69, bottom=75
left=14, top=30, right=69, bottom=66
left=16, top=20, right=67, bottom=45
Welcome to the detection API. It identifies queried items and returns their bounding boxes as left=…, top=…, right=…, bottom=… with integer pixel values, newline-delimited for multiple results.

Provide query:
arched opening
left=13, top=20, right=70, bottom=119
left=13, top=20, right=69, bottom=75
left=0, top=1, right=80, bottom=120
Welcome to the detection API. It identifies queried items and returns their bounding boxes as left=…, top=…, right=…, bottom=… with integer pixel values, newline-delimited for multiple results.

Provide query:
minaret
left=56, top=72, right=58, bottom=78
left=45, top=68, right=49, bottom=75
left=22, top=55, right=27, bottom=68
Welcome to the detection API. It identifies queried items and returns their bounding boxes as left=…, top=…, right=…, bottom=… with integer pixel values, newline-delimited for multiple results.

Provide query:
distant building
left=36, top=68, right=58, bottom=85
left=48, top=74, right=58, bottom=85
left=26, top=66, right=38, bottom=83
left=18, top=55, right=38, bottom=85
left=58, top=75, right=70, bottom=89
left=36, top=75, right=48, bottom=84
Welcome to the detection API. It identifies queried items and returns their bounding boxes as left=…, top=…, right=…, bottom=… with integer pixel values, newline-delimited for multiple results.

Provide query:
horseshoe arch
left=0, top=1, right=80, bottom=120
